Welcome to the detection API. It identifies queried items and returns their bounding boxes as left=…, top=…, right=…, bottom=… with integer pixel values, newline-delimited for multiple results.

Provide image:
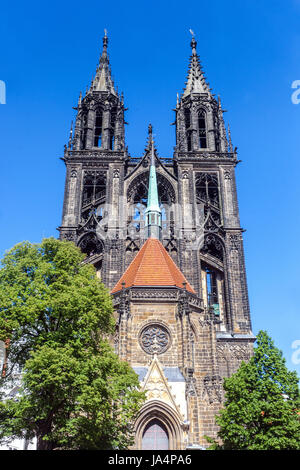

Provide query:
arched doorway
left=142, top=419, right=169, bottom=450
left=134, top=400, right=184, bottom=450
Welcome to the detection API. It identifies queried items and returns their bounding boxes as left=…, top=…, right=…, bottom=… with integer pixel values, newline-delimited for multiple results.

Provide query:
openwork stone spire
left=90, top=30, right=117, bottom=95
left=182, top=35, right=211, bottom=98
left=175, top=33, right=232, bottom=153
left=69, top=30, right=126, bottom=152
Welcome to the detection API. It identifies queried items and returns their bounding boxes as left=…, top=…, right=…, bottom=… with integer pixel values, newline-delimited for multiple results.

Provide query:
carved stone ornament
left=61, top=231, right=76, bottom=242
left=139, top=324, right=170, bottom=355
left=229, top=234, right=240, bottom=251
left=186, top=368, right=197, bottom=397
left=217, top=343, right=251, bottom=362
left=131, top=289, right=178, bottom=300
left=202, top=374, right=223, bottom=404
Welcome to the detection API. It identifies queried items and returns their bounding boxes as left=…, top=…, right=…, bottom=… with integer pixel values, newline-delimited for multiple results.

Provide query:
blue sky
left=0, top=0, right=300, bottom=376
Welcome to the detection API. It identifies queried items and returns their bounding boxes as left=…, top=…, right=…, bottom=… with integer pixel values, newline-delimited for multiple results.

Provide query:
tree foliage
left=207, top=331, right=300, bottom=450
left=0, top=238, right=145, bottom=449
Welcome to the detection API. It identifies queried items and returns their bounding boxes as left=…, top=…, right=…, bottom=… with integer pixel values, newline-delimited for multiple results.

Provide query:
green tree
left=207, top=331, right=300, bottom=450
left=0, top=238, right=145, bottom=450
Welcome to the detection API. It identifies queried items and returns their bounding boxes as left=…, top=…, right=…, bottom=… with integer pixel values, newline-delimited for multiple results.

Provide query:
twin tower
left=59, top=33, right=254, bottom=449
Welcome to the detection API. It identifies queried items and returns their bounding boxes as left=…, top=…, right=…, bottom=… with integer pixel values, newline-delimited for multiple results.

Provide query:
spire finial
left=145, top=123, right=155, bottom=153
left=103, top=29, right=108, bottom=50
left=99, top=29, right=109, bottom=65
left=189, top=29, right=197, bottom=54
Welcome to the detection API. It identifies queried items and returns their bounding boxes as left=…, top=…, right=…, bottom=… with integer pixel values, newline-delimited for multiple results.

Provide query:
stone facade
left=58, top=33, right=255, bottom=449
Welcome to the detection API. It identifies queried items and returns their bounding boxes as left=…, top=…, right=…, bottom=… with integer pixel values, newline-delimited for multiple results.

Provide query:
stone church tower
left=59, top=33, right=255, bottom=449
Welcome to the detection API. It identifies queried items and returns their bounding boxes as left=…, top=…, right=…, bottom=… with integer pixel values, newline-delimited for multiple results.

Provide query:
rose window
left=139, top=324, right=170, bottom=355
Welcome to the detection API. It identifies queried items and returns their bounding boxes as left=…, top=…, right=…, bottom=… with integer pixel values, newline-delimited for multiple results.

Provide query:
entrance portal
left=142, top=419, right=169, bottom=450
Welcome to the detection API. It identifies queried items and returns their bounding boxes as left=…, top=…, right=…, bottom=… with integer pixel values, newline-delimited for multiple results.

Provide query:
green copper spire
left=145, top=126, right=161, bottom=239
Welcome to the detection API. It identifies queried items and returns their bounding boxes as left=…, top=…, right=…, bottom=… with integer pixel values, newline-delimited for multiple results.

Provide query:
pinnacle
left=144, top=123, right=158, bottom=155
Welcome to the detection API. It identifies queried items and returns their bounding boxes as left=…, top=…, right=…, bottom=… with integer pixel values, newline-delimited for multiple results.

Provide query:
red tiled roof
left=111, top=238, right=195, bottom=294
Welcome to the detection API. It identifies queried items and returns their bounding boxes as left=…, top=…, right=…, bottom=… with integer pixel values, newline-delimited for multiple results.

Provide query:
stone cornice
left=62, top=149, right=127, bottom=162
left=112, top=286, right=203, bottom=311
left=216, top=332, right=256, bottom=343
left=174, top=151, right=237, bottom=163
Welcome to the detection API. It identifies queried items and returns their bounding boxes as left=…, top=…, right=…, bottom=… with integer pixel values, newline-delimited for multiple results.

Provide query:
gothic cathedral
left=59, top=33, right=255, bottom=450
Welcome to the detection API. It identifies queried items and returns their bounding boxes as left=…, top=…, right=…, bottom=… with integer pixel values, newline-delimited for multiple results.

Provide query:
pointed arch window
left=132, top=202, right=146, bottom=232
left=82, top=175, right=94, bottom=206
left=184, top=108, right=191, bottom=129
left=127, top=171, right=176, bottom=220
left=198, top=109, right=207, bottom=148
left=205, top=266, right=218, bottom=306
left=94, top=110, right=103, bottom=147
left=196, top=173, right=219, bottom=209
left=94, top=174, right=106, bottom=200
left=202, top=262, right=221, bottom=317
left=195, top=172, right=221, bottom=227
left=82, top=173, right=106, bottom=207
